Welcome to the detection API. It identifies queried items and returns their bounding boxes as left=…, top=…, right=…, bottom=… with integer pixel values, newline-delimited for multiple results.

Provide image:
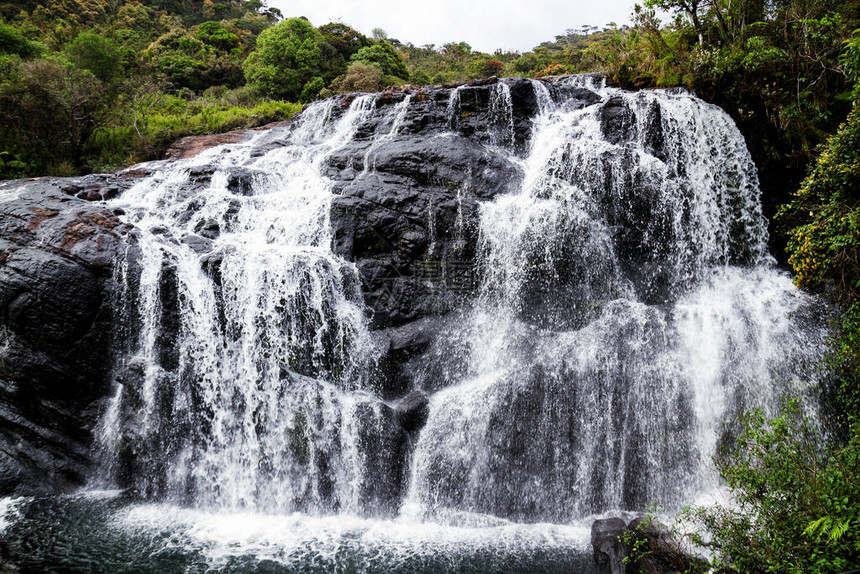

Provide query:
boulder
left=395, top=391, right=430, bottom=433
left=592, top=517, right=628, bottom=574
left=624, top=517, right=704, bottom=574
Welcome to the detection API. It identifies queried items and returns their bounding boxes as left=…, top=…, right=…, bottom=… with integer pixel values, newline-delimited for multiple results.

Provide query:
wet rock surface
left=591, top=516, right=704, bottom=574
left=591, top=517, right=628, bottom=573
left=0, top=178, right=130, bottom=494
left=0, top=75, right=708, bottom=500
left=162, top=120, right=292, bottom=160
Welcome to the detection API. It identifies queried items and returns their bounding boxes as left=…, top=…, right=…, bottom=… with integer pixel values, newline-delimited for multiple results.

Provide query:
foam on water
left=0, top=497, right=28, bottom=534
left=115, top=504, right=593, bottom=571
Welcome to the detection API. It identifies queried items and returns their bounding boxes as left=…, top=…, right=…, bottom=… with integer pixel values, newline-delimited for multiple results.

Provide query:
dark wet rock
left=0, top=178, right=130, bottom=495
left=623, top=517, right=704, bottom=574
left=592, top=517, right=628, bottom=574
left=601, top=95, right=637, bottom=145
left=58, top=168, right=151, bottom=202
left=194, top=218, right=220, bottom=240
left=371, top=316, right=448, bottom=398
left=354, top=400, right=409, bottom=516
left=395, top=391, right=430, bottom=433
left=643, top=100, right=666, bottom=161
left=324, top=81, right=536, bottom=329
left=589, top=515, right=705, bottom=574
left=180, top=234, right=213, bottom=254
left=225, top=167, right=263, bottom=196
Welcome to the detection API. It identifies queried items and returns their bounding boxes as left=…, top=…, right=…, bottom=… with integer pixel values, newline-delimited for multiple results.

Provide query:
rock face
left=591, top=517, right=629, bottom=574
left=591, top=516, right=703, bottom=574
left=0, top=76, right=657, bottom=497
left=0, top=74, right=774, bottom=518
left=0, top=178, right=131, bottom=494
left=162, top=120, right=292, bottom=159
left=320, top=79, right=611, bottom=330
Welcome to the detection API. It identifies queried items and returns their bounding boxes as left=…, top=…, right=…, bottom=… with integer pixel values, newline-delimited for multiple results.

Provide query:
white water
left=115, top=503, right=591, bottom=570
left=403, top=78, right=827, bottom=522
left=100, top=95, right=407, bottom=514
left=94, top=78, right=829, bottom=560
left=0, top=496, right=27, bottom=535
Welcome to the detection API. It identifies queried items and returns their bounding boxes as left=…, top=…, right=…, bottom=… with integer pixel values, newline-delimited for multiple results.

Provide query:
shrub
left=683, top=399, right=860, bottom=573
left=778, top=100, right=860, bottom=296
left=350, top=40, right=409, bottom=80
left=242, top=17, right=326, bottom=101
left=329, top=61, right=383, bottom=93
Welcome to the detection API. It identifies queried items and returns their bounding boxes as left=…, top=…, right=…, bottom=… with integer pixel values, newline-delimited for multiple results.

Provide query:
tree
left=0, top=22, right=43, bottom=58
left=350, top=40, right=409, bottom=81
left=195, top=21, right=239, bottom=51
left=644, top=0, right=706, bottom=45
left=318, top=21, right=371, bottom=80
left=0, top=58, right=107, bottom=171
left=123, top=73, right=167, bottom=137
left=242, top=17, right=326, bottom=100
left=64, top=31, right=122, bottom=84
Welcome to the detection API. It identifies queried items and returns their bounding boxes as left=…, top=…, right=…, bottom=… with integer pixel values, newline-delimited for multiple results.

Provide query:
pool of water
left=0, top=493, right=602, bottom=573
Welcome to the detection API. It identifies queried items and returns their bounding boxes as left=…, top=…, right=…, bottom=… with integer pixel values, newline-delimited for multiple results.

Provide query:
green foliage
left=844, top=30, right=860, bottom=91
left=683, top=400, right=860, bottom=573
left=397, top=40, right=513, bottom=84
left=778, top=100, right=860, bottom=294
left=0, top=0, right=298, bottom=179
left=86, top=91, right=300, bottom=172
left=350, top=40, right=408, bottom=81
left=0, top=20, right=42, bottom=57
left=64, top=31, right=122, bottom=83
left=318, top=22, right=371, bottom=61
left=299, top=75, right=324, bottom=102
left=242, top=17, right=326, bottom=101
left=195, top=21, right=239, bottom=52
left=0, top=151, right=33, bottom=180
left=0, top=57, right=107, bottom=173
left=328, top=61, right=383, bottom=93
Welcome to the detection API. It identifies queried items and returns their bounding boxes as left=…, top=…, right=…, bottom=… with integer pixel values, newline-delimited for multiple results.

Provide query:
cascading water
left=107, top=75, right=827, bottom=520
left=403, top=77, right=827, bottom=522
left=0, top=76, right=829, bottom=572
left=97, top=95, right=406, bottom=515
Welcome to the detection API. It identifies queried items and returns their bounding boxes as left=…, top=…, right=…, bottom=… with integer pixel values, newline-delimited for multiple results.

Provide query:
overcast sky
left=266, top=0, right=636, bottom=54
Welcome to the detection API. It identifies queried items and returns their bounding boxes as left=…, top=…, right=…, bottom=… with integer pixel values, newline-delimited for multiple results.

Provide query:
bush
left=350, top=40, right=409, bottom=80
left=778, top=99, right=860, bottom=296
left=299, top=76, right=324, bottom=102
left=329, top=61, right=383, bottom=93
left=683, top=399, right=860, bottom=573
left=242, top=17, right=326, bottom=101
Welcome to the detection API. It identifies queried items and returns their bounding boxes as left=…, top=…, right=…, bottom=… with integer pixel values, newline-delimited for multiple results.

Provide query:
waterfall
left=97, top=77, right=828, bottom=529
left=402, top=80, right=827, bottom=522
left=99, top=95, right=403, bottom=514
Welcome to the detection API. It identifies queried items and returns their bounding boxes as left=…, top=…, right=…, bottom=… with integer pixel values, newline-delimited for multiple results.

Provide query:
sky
left=266, top=0, right=636, bottom=54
